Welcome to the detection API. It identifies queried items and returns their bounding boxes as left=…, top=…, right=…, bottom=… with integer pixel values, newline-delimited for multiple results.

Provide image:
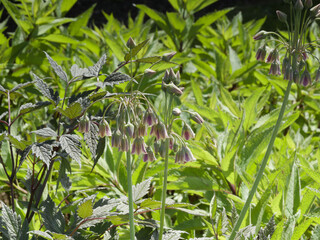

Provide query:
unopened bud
left=293, top=70, right=300, bottom=83
left=111, top=130, right=122, bottom=148
left=190, top=112, right=204, bottom=124
left=166, top=82, right=183, bottom=96
left=266, top=49, right=279, bottom=63
left=253, top=30, right=267, bottom=40
left=181, top=123, right=195, bottom=140
left=162, top=52, right=176, bottom=62
left=300, top=69, right=311, bottom=86
left=269, top=61, right=281, bottom=76
left=126, top=37, right=136, bottom=49
left=172, top=108, right=181, bottom=116
left=159, top=141, right=166, bottom=158
left=276, top=10, right=287, bottom=23
left=305, top=0, right=313, bottom=8
left=162, top=69, right=170, bottom=83
left=183, top=146, right=196, bottom=162
left=99, top=119, right=111, bottom=138
left=125, top=122, right=135, bottom=138
left=150, top=122, right=168, bottom=140
left=143, top=108, right=158, bottom=126
left=295, top=0, right=304, bottom=10
left=143, top=146, right=156, bottom=162
left=132, top=137, right=147, bottom=155
left=144, top=68, right=156, bottom=77
left=255, top=45, right=267, bottom=62
left=174, top=71, right=181, bottom=85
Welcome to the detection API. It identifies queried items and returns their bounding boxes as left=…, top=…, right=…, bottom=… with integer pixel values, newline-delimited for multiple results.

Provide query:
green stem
left=159, top=138, right=169, bottom=240
left=126, top=145, right=135, bottom=239
left=229, top=79, right=293, bottom=240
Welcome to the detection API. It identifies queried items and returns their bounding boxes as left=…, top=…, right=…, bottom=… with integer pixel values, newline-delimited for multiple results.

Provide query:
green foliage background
left=1, top=0, right=320, bottom=239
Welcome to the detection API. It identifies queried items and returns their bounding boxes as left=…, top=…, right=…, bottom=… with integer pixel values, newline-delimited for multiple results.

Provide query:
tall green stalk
left=229, top=79, right=293, bottom=239
left=126, top=146, right=135, bottom=239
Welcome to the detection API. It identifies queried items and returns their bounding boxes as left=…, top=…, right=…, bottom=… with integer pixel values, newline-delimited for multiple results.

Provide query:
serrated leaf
left=19, top=101, right=51, bottom=115
left=40, top=196, right=65, bottom=233
left=124, top=39, right=149, bottom=62
left=57, top=102, right=82, bottom=119
left=8, top=135, right=27, bottom=150
left=77, top=200, right=93, bottom=219
left=60, top=134, right=82, bottom=167
left=84, top=122, right=99, bottom=158
left=140, top=199, right=161, bottom=209
left=133, top=178, right=152, bottom=202
left=32, top=128, right=57, bottom=138
left=70, top=64, right=88, bottom=79
left=10, top=81, right=34, bottom=92
left=89, top=91, right=114, bottom=102
left=31, top=72, right=60, bottom=105
left=91, top=137, right=105, bottom=172
left=44, top=52, right=68, bottom=82
left=0, top=84, right=7, bottom=93
left=51, top=232, right=73, bottom=240
left=17, top=145, right=32, bottom=171
left=103, top=72, right=132, bottom=86
left=1, top=201, right=21, bottom=239
left=84, top=54, right=107, bottom=78
left=28, top=230, right=53, bottom=240
left=32, top=142, right=53, bottom=167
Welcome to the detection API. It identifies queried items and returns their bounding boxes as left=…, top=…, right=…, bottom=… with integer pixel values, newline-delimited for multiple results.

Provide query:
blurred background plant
left=1, top=0, right=320, bottom=239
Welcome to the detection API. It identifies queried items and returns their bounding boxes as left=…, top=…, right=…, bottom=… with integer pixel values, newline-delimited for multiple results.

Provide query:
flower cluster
left=254, top=0, right=320, bottom=86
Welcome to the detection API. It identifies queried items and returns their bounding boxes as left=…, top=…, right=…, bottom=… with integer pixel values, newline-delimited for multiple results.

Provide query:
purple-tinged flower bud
left=302, top=51, right=308, bottom=60
left=99, top=119, right=112, bottom=138
left=150, top=122, right=169, bottom=140
left=143, top=146, right=156, bottom=162
left=126, top=37, right=136, bottom=49
left=166, top=82, right=183, bottom=96
left=183, top=146, right=196, bottom=162
left=310, top=3, right=320, bottom=15
left=79, top=118, right=87, bottom=133
left=169, top=136, right=174, bottom=150
left=269, top=61, right=281, bottom=76
left=181, top=123, right=195, bottom=140
left=162, top=70, right=170, bottom=84
left=284, top=65, right=293, bottom=81
left=159, top=141, right=166, bottom=158
left=190, top=112, right=204, bottom=124
left=293, top=70, right=300, bottom=83
left=174, top=71, right=180, bottom=85
left=154, top=141, right=160, bottom=154
left=300, top=70, right=311, bottom=86
left=295, top=0, right=304, bottom=10
left=131, top=137, right=147, bottom=155
left=253, top=30, right=267, bottom=40
left=298, top=60, right=305, bottom=71
left=315, top=68, right=320, bottom=81
left=111, top=130, right=122, bottom=148
left=119, top=135, right=129, bottom=152
left=175, top=148, right=185, bottom=164
left=168, top=68, right=176, bottom=81
left=136, top=122, right=147, bottom=137
left=305, top=0, right=313, bottom=8
left=143, top=108, right=158, bottom=126
left=162, top=52, right=176, bottom=62
left=255, top=45, right=267, bottom=61
left=282, top=57, right=290, bottom=75
left=125, top=122, right=134, bottom=138
left=266, top=49, right=279, bottom=63
left=276, top=10, right=288, bottom=23
left=144, top=68, right=156, bottom=77
left=172, top=108, right=181, bottom=116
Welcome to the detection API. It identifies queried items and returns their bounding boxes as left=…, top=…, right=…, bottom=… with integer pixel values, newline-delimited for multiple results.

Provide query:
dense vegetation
left=1, top=0, right=320, bottom=239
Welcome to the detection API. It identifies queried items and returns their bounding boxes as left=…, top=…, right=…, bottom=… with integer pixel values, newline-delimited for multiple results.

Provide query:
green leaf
left=187, top=0, right=218, bottom=13
left=84, top=54, right=107, bottom=78
left=291, top=218, right=313, bottom=240
left=191, top=79, right=203, bottom=106
left=133, top=178, right=152, bottom=202
left=28, top=230, right=53, bottom=240
left=124, top=39, right=149, bottom=62
left=19, top=101, right=51, bottom=115
left=219, top=85, right=241, bottom=118
left=32, top=142, right=53, bottom=167
left=91, top=137, right=106, bottom=172
left=135, top=56, right=161, bottom=63
left=104, top=33, right=124, bottom=61
left=103, top=72, right=132, bottom=86
left=44, top=52, right=68, bottom=82
left=32, top=128, right=57, bottom=138
left=166, top=12, right=185, bottom=33
left=228, top=46, right=241, bottom=73
left=57, top=102, right=82, bottom=120
left=8, top=135, right=27, bottom=150
left=60, top=134, right=82, bottom=167
left=0, top=84, right=7, bottom=93
left=31, top=72, right=60, bottom=105
left=40, top=196, right=65, bottom=234
left=39, top=34, right=79, bottom=44
left=78, top=199, right=93, bottom=219
left=0, top=201, right=21, bottom=239
left=84, top=121, right=99, bottom=158
left=140, top=199, right=161, bottom=209
left=69, top=4, right=95, bottom=36
left=10, top=81, right=34, bottom=92
left=59, top=0, right=77, bottom=16
left=285, top=162, right=300, bottom=217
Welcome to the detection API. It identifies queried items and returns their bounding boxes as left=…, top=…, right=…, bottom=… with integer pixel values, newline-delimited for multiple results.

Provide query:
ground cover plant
left=1, top=0, right=320, bottom=239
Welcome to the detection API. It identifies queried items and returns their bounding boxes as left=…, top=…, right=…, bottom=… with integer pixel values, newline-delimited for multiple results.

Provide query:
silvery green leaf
left=32, top=142, right=53, bottom=167
left=70, top=64, right=89, bottom=79
left=17, top=145, right=32, bottom=172
left=31, top=72, right=60, bottom=105
left=0, top=111, right=8, bottom=120
left=84, top=122, right=99, bottom=157
left=44, top=51, right=68, bottom=82
left=0, top=84, right=6, bottom=93
left=1, top=201, right=21, bottom=240
left=60, top=134, right=82, bottom=167
left=28, top=230, right=53, bottom=240
left=19, top=101, right=51, bottom=115
left=11, top=81, right=34, bottom=92
left=84, top=54, right=107, bottom=78
left=133, top=178, right=152, bottom=202
left=32, top=128, right=57, bottom=138
left=103, top=72, right=132, bottom=86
